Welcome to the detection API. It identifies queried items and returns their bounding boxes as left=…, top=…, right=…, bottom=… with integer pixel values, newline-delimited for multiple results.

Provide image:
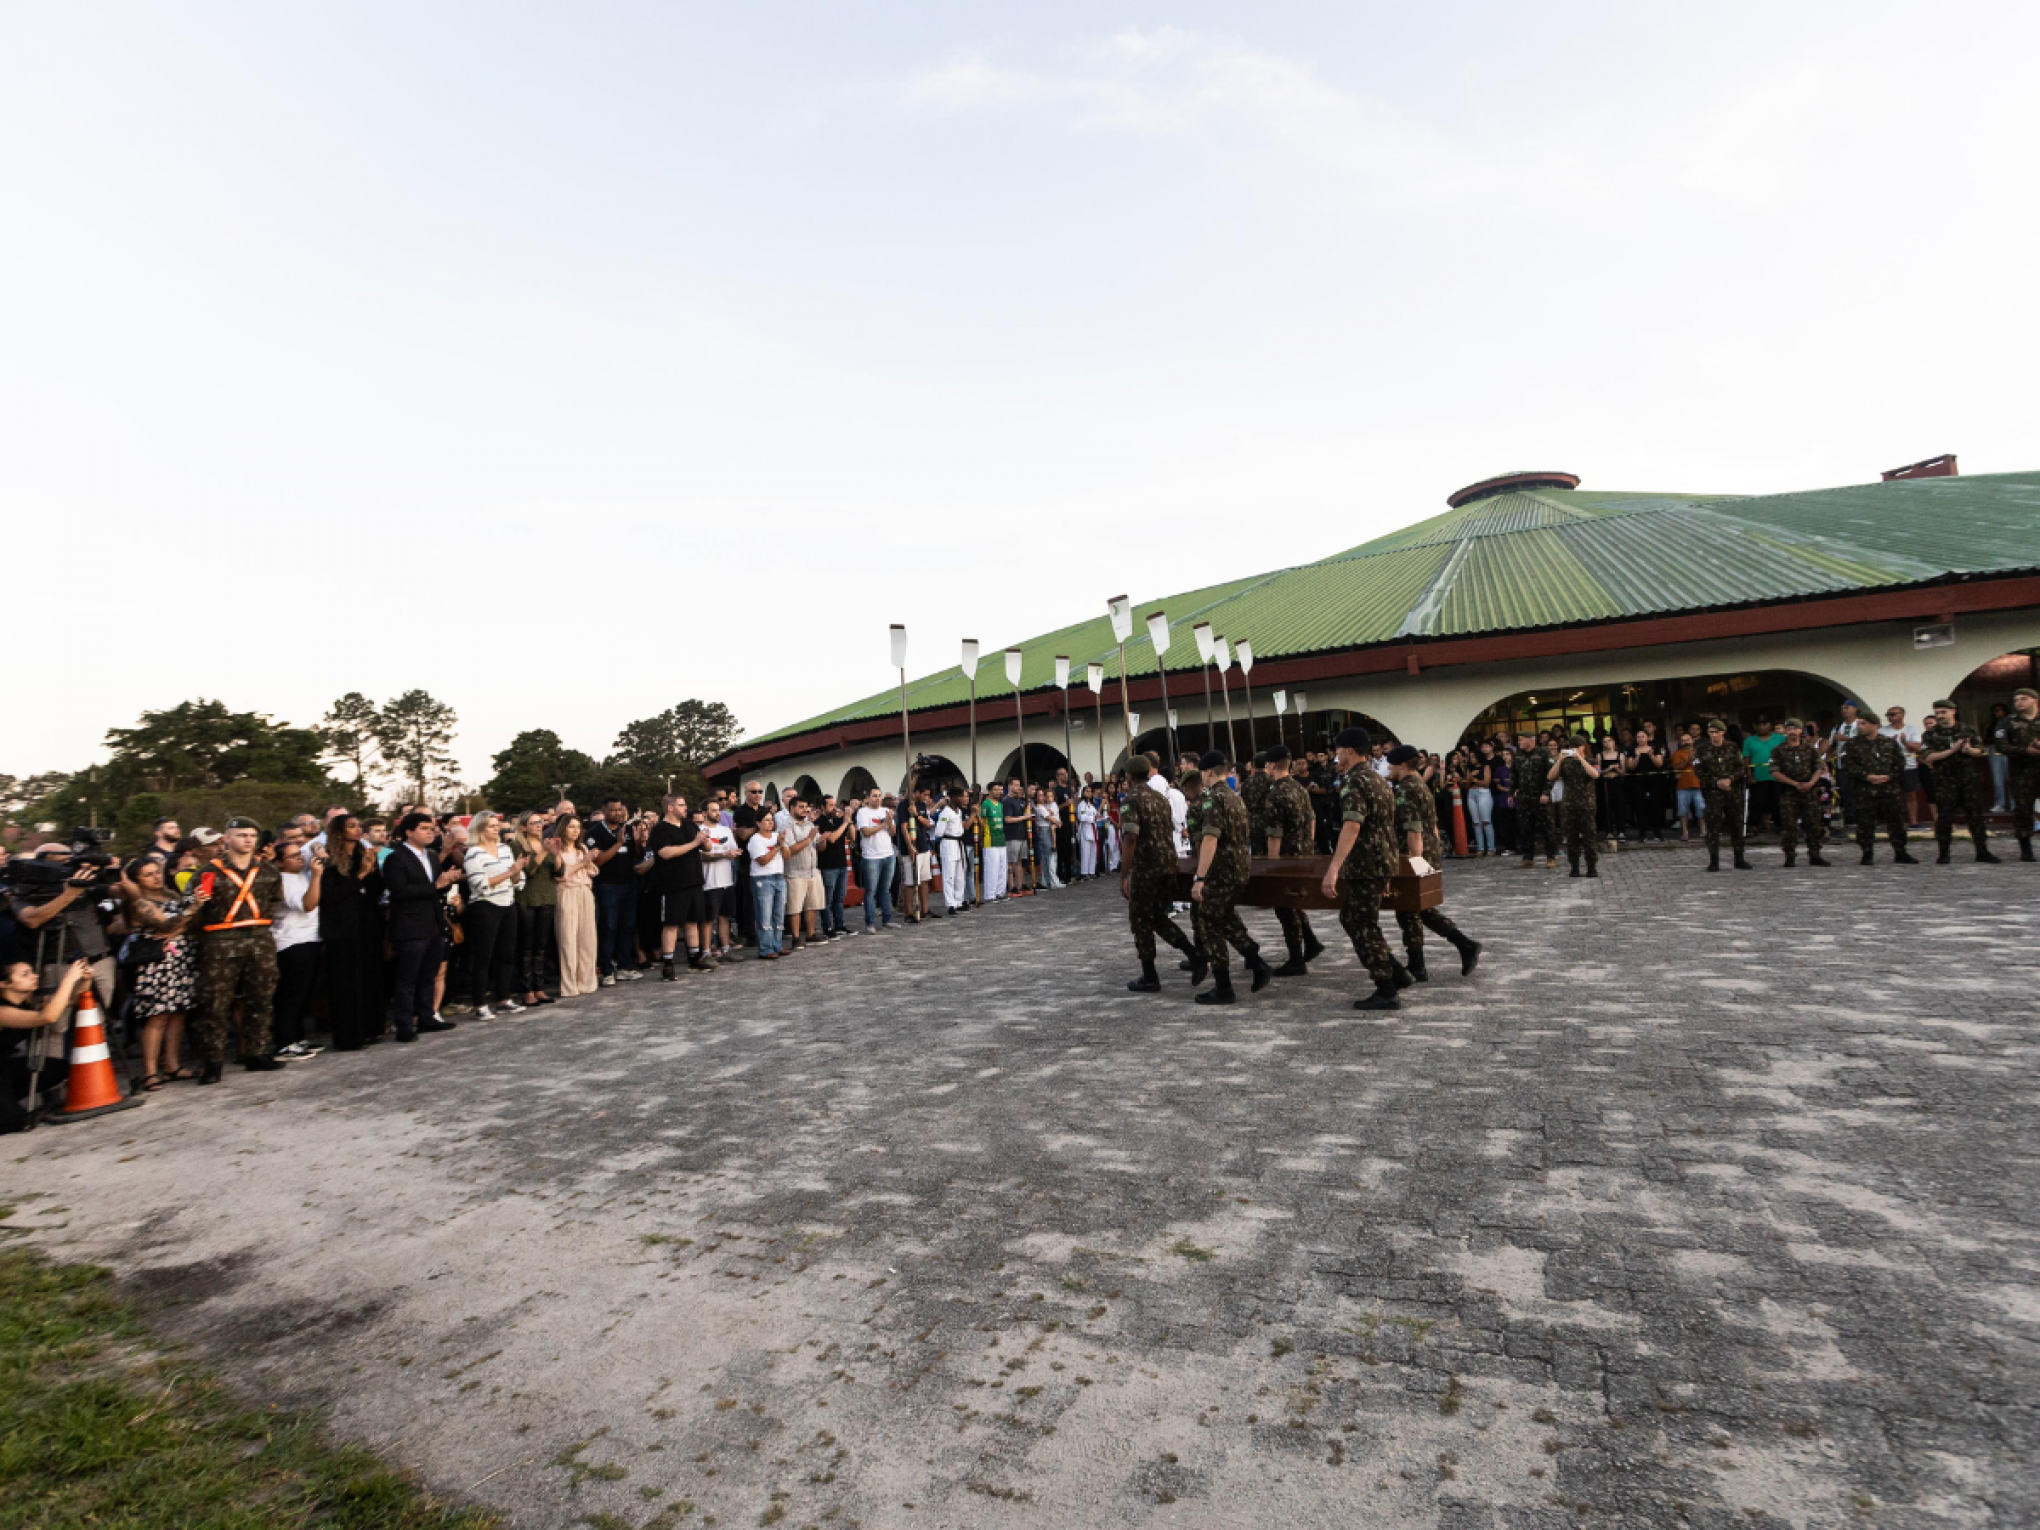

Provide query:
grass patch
left=637, top=1235, right=693, bottom=1250
left=1168, top=1239, right=1215, bottom=1264
left=0, top=1247, right=496, bottom=1529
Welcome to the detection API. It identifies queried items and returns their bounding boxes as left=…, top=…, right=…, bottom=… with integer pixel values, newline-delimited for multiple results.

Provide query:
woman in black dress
left=318, top=814, right=385, bottom=1050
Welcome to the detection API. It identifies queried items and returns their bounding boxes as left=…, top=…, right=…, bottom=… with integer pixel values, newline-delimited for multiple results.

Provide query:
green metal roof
left=743, top=471, right=2040, bottom=748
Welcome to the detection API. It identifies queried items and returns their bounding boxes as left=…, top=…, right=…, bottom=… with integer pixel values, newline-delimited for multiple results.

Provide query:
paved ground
left=10, top=845, right=2039, bottom=1529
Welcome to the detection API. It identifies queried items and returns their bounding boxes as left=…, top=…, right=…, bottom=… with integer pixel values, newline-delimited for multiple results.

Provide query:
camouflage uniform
left=192, top=856, right=284, bottom=1064
left=1994, top=711, right=2040, bottom=858
left=1921, top=721, right=1993, bottom=857
left=1514, top=745, right=1558, bottom=864
left=1241, top=768, right=1271, bottom=856
left=1267, top=775, right=1320, bottom=955
left=1693, top=741, right=1749, bottom=860
left=1842, top=734, right=1912, bottom=857
left=1192, top=782, right=1261, bottom=978
left=1336, top=764, right=1399, bottom=989
left=1767, top=739, right=1826, bottom=860
left=1390, top=775, right=1471, bottom=960
left=1121, top=782, right=1196, bottom=965
left=1181, top=770, right=1207, bottom=847
left=1556, top=753, right=1600, bottom=872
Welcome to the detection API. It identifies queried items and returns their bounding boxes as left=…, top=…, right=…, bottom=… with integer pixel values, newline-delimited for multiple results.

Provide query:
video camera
left=0, top=827, right=124, bottom=897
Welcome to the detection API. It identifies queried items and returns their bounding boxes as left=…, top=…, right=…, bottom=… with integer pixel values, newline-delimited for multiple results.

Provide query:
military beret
left=1704, top=719, right=1726, bottom=731
left=1385, top=744, right=1420, bottom=765
left=1931, top=699, right=1956, bottom=710
left=225, top=815, right=262, bottom=831
left=1333, top=725, right=1372, bottom=751
left=1197, top=749, right=1228, bottom=770
left=1263, top=745, right=1290, bottom=764
left=2017, top=687, right=2040, bottom=702
left=1781, top=717, right=1804, bottom=729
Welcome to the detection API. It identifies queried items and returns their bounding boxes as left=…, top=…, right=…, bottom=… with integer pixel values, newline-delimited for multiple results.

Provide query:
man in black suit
left=383, top=812, right=463, bottom=1042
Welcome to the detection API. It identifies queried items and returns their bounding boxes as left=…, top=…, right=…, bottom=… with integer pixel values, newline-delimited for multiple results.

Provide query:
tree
left=0, top=772, right=72, bottom=828
left=322, top=692, right=381, bottom=783
left=102, top=700, right=330, bottom=794
left=373, top=690, right=459, bottom=807
left=611, top=699, right=741, bottom=773
left=481, top=729, right=599, bottom=814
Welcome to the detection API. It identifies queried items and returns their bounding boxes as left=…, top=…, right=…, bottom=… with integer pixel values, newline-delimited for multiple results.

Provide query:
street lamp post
left=890, top=624, right=911, bottom=789
left=1192, top=622, right=1216, bottom=754
left=1146, top=610, right=1177, bottom=764
left=1237, top=640, right=1257, bottom=755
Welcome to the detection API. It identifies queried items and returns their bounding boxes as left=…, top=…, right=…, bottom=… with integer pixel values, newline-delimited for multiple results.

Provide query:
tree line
left=1, top=695, right=739, bottom=851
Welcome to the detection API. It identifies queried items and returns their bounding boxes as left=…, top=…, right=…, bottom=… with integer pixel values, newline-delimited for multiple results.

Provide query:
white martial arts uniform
left=1077, top=800, right=1099, bottom=876
left=936, top=804, right=970, bottom=911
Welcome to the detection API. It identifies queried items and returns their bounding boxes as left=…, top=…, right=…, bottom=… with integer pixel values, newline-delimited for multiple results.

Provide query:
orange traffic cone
left=53, top=986, right=142, bottom=1123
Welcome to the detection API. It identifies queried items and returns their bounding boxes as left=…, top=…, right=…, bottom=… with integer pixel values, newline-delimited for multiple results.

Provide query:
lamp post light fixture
left=1005, top=647, right=1029, bottom=797
left=890, top=624, right=911, bottom=787
left=961, top=637, right=980, bottom=787
left=1213, top=635, right=1238, bottom=763
left=1236, top=639, right=1257, bottom=756
left=1146, top=610, right=1177, bottom=764
left=1192, top=621, right=1216, bottom=753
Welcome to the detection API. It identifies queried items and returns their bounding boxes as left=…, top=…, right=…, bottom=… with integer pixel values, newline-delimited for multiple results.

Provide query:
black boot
left=1893, top=843, right=1918, bottom=864
left=1272, top=938, right=1310, bottom=978
left=1391, top=962, right=1416, bottom=990
left=2022, top=836, right=2036, bottom=863
left=1194, top=972, right=1236, bottom=1005
left=1586, top=863, right=1601, bottom=877
left=239, top=1054, right=285, bottom=1072
left=1301, top=929, right=1326, bottom=963
left=1127, top=961, right=1162, bottom=993
left=1406, top=953, right=1429, bottom=983
left=199, top=1060, right=225, bottom=1085
left=1453, top=937, right=1482, bottom=977
left=1936, top=840, right=1952, bottom=865
left=1732, top=852, right=1752, bottom=870
left=1353, top=983, right=1400, bottom=1011
left=1247, top=954, right=1274, bottom=994
left=1178, top=957, right=1193, bottom=970
left=1568, top=856, right=1582, bottom=877
left=1707, top=849, right=1720, bottom=872
left=1976, top=836, right=2000, bottom=863
left=661, top=957, right=676, bottom=980
left=1188, top=948, right=1209, bottom=986
left=1782, top=850, right=1797, bottom=866
left=1808, top=851, right=1830, bottom=866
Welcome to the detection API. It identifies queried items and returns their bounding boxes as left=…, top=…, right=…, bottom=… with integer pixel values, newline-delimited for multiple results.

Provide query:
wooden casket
left=1172, top=855, right=1442, bottom=912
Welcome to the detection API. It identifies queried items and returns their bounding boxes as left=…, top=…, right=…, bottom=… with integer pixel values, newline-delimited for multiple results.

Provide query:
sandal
left=164, top=1065, right=196, bottom=1082
left=139, top=1073, right=165, bottom=1092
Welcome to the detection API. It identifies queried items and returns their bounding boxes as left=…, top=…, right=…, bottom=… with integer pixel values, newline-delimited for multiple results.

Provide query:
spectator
left=936, top=785, right=972, bottom=915
left=461, top=810, right=527, bottom=1020
left=812, top=794, right=851, bottom=938
left=647, top=794, right=711, bottom=977
left=731, top=782, right=770, bottom=948
left=553, top=815, right=599, bottom=996
left=270, top=842, right=324, bottom=1058
left=1077, top=786, right=1100, bottom=877
left=1032, top=786, right=1063, bottom=888
left=895, top=787, right=929, bottom=922
left=384, top=811, right=462, bottom=1041
left=1004, top=777, right=1033, bottom=892
left=701, top=805, right=741, bottom=957
left=122, top=857, right=201, bottom=1088
left=980, top=782, right=1009, bottom=901
left=854, top=787, right=896, bottom=931
left=586, top=799, right=644, bottom=986
left=1741, top=717, right=1782, bottom=835
left=1, top=959, right=92, bottom=1133
left=511, top=811, right=560, bottom=1008
left=1464, top=744, right=1495, bottom=855
left=1672, top=727, right=1704, bottom=840
left=746, top=810, right=788, bottom=959
left=1884, top=705, right=1924, bottom=816
left=1989, top=701, right=2013, bottom=809
left=780, top=797, right=823, bottom=950
left=141, top=817, right=182, bottom=866
left=317, top=813, right=385, bottom=1051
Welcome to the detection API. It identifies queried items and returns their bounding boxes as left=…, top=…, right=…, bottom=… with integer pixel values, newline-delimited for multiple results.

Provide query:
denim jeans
left=861, top=856, right=894, bottom=926
left=820, top=867, right=848, bottom=933
left=752, top=875, right=787, bottom=955
left=1035, top=827, right=1062, bottom=888
left=1465, top=787, right=1494, bottom=853
left=593, top=882, right=635, bottom=976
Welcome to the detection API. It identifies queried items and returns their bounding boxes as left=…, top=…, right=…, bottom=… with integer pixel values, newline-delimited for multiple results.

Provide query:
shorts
left=901, top=851, right=932, bottom=886
left=660, top=887, right=707, bottom=926
left=787, top=874, right=824, bottom=915
left=1677, top=788, right=1705, bottom=819
left=1007, top=834, right=1029, bottom=861
left=704, top=886, right=729, bottom=921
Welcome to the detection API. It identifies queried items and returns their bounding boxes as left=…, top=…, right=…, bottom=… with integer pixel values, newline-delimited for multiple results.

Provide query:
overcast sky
left=7, top=2, right=2035, bottom=783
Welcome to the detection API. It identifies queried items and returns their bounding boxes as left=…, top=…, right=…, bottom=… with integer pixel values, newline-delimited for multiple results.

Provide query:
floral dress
left=130, top=894, right=199, bottom=1018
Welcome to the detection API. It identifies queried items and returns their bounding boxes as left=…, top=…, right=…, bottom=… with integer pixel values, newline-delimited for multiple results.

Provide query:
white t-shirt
left=702, top=823, right=736, bottom=890
left=854, top=806, right=894, bottom=859
left=273, top=869, right=321, bottom=951
left=747, top=830, right=784, bottom=877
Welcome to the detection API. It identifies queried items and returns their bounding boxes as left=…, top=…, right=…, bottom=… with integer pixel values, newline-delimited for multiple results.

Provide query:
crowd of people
left=3, top=688, right=2035, bottom=1125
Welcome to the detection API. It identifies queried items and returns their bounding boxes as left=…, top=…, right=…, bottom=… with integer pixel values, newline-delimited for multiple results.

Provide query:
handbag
left=122, top=933, right=166, bottom=965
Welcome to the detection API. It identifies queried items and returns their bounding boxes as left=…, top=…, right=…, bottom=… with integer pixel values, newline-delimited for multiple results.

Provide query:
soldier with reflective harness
left=192, top=817, right=287, bottom=1083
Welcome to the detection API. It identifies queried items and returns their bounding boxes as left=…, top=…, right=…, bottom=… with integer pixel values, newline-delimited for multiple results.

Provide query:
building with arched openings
left=705, top=464, right=2040, bottom=800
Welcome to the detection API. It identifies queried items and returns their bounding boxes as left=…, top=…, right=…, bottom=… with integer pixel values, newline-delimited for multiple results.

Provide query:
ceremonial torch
left=1147, top=609, right=1177, bottom=765
left=1193, top=621, right=1216, bottom=755
left=891, top=624, right=911, bottom=788
left=961, top=637, right=980, bottom=787
left=1236, top=639, right=1257, bottom=756
left=1108, top=594, right=1135, bottom=767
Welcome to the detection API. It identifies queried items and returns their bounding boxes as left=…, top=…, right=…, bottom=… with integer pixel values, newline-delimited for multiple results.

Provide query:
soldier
left=1768, top=718, right=1831, bottom=867
left=1693, top=720, right=1753, bottom=871
left=1241, top=753, right=1272, bottom=856
left=1385, top=745, right=1483, bottom=978
left=1262, top=746, right=1326, bottom=976
left=1320, top=726, right=1406, bottom=1011
left=191, top=816, right=287, bottom=1083
left=1120, top=756, right=1205, bottom=992
left=1513, top=731, right=1559, bottom=869
left=1188, top=751, right=1273, bottom=1005
left=1842, top=715, right=1917, bottom=864
left=1548, top=733, right=1603, bottom=877
left=1921, top=700, right=1999, bottom=863
left=1994, top=687, right=2040, bottom=861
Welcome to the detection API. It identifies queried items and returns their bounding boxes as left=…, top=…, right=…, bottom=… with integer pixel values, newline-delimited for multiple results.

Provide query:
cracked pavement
left=8, top=846, right=2038, bottom=1528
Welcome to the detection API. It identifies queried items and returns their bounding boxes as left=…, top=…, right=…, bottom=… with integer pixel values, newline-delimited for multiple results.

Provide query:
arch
left=763, top=781, right=781, bottom=807
left=839, top=766, right=878, bottom=804
left=990, top=741, right=1070, bottom=791
left=1459, top=669, right=1850, bottom=752
left=791, top=774, right=823, bottom=807
left=902, top=754, right=967, bottom=797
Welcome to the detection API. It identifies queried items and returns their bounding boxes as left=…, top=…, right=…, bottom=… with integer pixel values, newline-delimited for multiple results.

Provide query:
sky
left=6, top=1, right=2036, bottom=785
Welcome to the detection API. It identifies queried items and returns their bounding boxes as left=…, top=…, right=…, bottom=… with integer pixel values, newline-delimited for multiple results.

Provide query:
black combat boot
left=1247, top=954, right=1274, bottom=993
left=1406, top=952, right=1430, bottom=983
left=1707, top=850, right=1720, bottom=872
left=1195, top=971, right=1236, bottom=1006
left=1127, top=961, right=1162, bottom=993
left=1732, top=852, right=1752, bottom=870
left=1391, top=962, right=1416, bottom=990
left=240, top=1054, right=285, bottom=1072
left=1586, top=863, right=1601, bottom=877
left=1893, top=841, right=1918, bottom=864
left=1568, top=856, right=1582, bottom=877
left=1976, top=833, right=2000, bottom=863
left=1353, top=984, right=1400, bottom=1011
left=1452, top=935, right=1482, bottom=976
left=1860, top=847, right=1875, bottom=865
left=1807, top=851, right=1830, bottom=866
left=1188, top=947, right=1209, bottom=986
left=1272, top=937, right=1310, bottom=978
left=1301, top=929, right=1326, bottom=963
left=1935, top=838, right=1952, bottom=865
left=2022, top=836, right=2036, bottom=863
left=1782, top=850, right=1797, bottom=867
left=199, top=1061, right=225, bottom=1084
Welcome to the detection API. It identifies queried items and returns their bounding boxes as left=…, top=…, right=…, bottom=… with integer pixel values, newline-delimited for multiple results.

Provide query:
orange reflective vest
left=199, top=858, right=273, bottom=932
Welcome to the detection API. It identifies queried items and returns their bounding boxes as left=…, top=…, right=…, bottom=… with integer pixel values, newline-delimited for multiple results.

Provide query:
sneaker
left=501, top=998, right=526, bottom=1013
left=600, top=974, right=618, bottom=988
left=617, top=968, right=646, bottom=981
left=475, top=1004, right=496, bottom=1021
left=275, top=1041, right=317, bottom=1059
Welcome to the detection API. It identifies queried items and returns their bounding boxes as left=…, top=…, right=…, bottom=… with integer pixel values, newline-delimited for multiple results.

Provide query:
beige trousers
left=556, top=885, right=598, bottom=996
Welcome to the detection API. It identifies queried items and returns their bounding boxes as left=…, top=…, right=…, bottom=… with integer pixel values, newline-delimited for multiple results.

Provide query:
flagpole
left=1215, top=635, right=1238, bottom=762
left=1237, top=640, right=1257, bottom=755
left=1147, top=611, right=1176, bottom=765
left=890, top=625, right=911, bottom=790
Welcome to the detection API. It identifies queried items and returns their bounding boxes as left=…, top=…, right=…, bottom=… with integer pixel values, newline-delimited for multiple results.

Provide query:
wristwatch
left=1193, top=875, right=1207, bottom=884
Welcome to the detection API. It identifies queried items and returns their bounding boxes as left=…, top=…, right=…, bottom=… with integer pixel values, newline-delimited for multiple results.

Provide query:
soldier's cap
left=2017, top=687, right=2040, bottom=702
left=1251, top=751, right=1267, bottom=767
left=1932, top=699, right=1956, bottom=710
left=1197, top=749, right=1229, bottom=771
left=224, top=815, right=262, bottom=831
left=1782, top=717, right=1804, bottom=729
left=1333, top=725, right=1372, bottom=752
left=1263, top=745, right=1290, bottom=764
left=1704, top=719, right=1726, bottom=732
left=1386, top=744, right=1420, bottom=766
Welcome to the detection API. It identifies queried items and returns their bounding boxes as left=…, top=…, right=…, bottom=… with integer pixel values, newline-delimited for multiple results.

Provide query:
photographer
left=0, top=958, right=92, bottom=1133
left=5, top=840, right=119, bottom=1009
